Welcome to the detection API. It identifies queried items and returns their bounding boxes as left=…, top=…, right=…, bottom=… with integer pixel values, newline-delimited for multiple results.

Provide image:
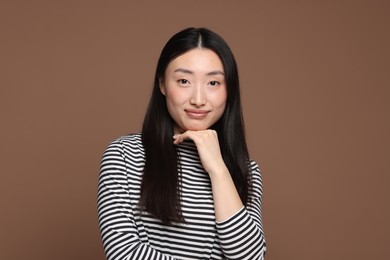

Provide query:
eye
left=208, top=81, right=220, bottom=87
left=178, top=79, right=190, bottom=85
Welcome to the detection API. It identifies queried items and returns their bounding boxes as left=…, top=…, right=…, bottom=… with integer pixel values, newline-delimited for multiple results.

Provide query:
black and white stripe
left=97, top=133, right=266, bottom=260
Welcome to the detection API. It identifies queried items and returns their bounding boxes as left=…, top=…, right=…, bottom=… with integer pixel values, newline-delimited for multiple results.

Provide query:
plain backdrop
left=1, top=1, right=389, bottom=259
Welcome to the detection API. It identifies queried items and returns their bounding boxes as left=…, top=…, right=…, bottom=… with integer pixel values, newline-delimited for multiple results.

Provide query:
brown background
left=1, top=1, right=389, bottom=259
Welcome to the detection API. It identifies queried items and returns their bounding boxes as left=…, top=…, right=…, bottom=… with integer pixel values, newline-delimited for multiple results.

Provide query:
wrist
left=208, top=164, right=230, bottom=179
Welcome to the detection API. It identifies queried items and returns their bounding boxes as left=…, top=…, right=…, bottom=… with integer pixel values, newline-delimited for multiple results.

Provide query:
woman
left=98, top=27, right=266, bottom=259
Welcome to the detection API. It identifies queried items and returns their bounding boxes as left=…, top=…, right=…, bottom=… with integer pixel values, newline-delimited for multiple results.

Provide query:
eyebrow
left=174, top=68, right=224, bottom=76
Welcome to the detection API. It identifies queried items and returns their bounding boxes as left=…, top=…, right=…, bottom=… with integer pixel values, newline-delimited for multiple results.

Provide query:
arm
left=216, top=161, right=266, bottom=260
left=173, top=131, right=266, bottom=259
left=173, top=130, right=243, bottom=222
left=97, top=139, right=178, bottom=260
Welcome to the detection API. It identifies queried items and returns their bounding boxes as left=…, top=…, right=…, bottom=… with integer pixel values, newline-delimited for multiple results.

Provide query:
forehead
left=166, top=48, right=224, bottom=74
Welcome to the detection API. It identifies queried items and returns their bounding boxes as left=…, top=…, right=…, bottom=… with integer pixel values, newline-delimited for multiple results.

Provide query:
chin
left=183, top=125, right=210, bottom=132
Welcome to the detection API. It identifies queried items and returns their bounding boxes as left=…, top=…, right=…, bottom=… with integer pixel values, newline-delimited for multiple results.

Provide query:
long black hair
left=141, top=27, right=250, bottom=224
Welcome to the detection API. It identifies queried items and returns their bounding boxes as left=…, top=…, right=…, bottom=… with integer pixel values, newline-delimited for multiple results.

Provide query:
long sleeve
left=216, top=162, right=266, bottom=259
left=97, top=139, right=177, bottom=260
left=97, top=135, right=266, bottom=259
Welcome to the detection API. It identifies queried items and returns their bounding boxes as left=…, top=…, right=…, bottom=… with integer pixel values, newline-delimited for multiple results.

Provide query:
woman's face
left=160, top=48, right=227, bottom=133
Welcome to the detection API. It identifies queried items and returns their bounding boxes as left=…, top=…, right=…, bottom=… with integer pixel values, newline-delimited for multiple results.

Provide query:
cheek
left=212, top=91, right=228, bottom=110
left=166, top=88, right=187, bottom=106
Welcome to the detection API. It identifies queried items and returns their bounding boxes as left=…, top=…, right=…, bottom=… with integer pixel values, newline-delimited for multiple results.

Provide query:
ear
left=159, top=78, right=166, bottom=96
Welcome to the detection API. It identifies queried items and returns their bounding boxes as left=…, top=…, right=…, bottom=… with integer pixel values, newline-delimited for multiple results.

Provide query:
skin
left=160, top=48, right=243, bottom=222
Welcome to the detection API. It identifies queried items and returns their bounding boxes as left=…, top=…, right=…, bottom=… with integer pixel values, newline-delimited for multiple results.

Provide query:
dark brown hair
left=141, top=27, right=250, bottom=224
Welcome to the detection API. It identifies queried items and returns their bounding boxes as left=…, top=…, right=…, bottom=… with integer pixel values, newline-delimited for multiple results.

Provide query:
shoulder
left=112, top=132, right=142, bottom=145
left=107, top=133, right=143, bottom=151
left=102, top=133, right=144, bottom=160
left=249, top=160, right=262, bottom=178
left=248, top=159, right=264, bottom=196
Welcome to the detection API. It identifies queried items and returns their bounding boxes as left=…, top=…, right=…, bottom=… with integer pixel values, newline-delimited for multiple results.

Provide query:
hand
left=173, top=130, right=228, bottom=175
left=174, top=130, right=244, bottom=222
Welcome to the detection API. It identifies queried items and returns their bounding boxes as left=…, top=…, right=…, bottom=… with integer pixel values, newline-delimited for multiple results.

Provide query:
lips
left=185, top=109, right=210, bottom=119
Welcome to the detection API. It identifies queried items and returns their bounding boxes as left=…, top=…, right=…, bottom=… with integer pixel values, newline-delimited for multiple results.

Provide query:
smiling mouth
left=185, top=109, right=210, bottom=119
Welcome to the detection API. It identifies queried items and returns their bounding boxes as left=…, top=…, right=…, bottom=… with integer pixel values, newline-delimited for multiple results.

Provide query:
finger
left=172, top=133, right=188, bottom=144
left=173, top=134, right=183, bottom=145
left=172, top=131, right=200, bottom=145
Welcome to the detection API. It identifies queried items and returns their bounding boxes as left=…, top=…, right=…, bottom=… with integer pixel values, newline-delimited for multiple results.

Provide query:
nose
left=190, top=85, right=206, bottom=106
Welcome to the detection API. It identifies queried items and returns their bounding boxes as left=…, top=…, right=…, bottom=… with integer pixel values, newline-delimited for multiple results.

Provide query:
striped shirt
left=97, top=133, right=266, bottom=259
